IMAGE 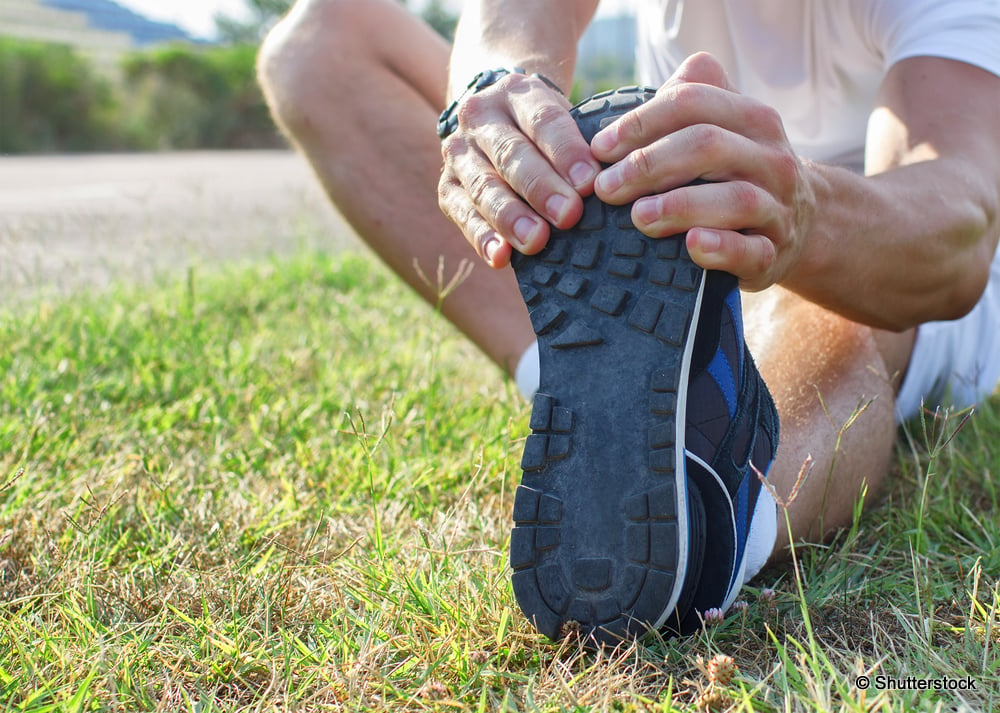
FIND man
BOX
[257,0,1000,642]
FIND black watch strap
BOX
[436,67,565,140]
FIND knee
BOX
[257,0,374,132]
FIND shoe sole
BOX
[509,87,706,645]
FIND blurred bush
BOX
[0,37,121,152]
[0,1,456,153]
[120,43,283,150]
[0,38,283,153]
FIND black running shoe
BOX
[508,87,780,645]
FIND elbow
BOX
[940,266,989,322]
[937,228,998,324]
[933,177,999,322]
[896,209,998,330]
[886,271,985,333]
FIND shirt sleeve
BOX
[863,0,1000,77]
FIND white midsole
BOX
[650,267,707,632]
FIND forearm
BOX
[448,0,598,98]
[788,119,1000,331]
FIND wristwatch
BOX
[436,67,564,139]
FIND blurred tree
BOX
[214,0,457,44]
[573,52,636,103]
[215,0,293,44]
[420,0,459,40]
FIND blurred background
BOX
[0,0,638,154]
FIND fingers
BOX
[503,86,601,196]
[579,50,812,290]
[437,175,533,269]
[631,180,780,237]
[438,72,600,267]
[686,228,779,292]
[440,131,550,254]
[632,180,785,287]
[592,85,786,169]
[591,51,785,173]
[664,51,734,91]
[595,123,782,205]
[468,118,584,228]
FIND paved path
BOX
[0,151,359,303]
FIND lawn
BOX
[1,249,997,711]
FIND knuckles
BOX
[744,101,785,141]
[518,170,548,205]
[439,133,466,163]
[491,132,525,171]
[465,170,498,206]
[770,149,804,195]
[686,123,726,161]
[455,91,493,130]
[613,104,648,145]
[527,101,570,132]
[624,146,657,182]
[728,181,762,219]
[662,81,702,113]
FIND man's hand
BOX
[591,52,817,292]
[437,72,601,268]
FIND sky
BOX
[115,0,636,40]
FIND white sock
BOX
[742,486,777,583]
[514,341,540,401]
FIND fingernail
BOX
[484,235,502,262]
[513,216,541,246]
[634,197,659,225]
[595,165,624,194]
[696,229,721,252]
[545,194,570,223]
[591,127,616,154]
[569,161,597,188]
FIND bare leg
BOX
[743,287,915,553]
[257,0,536,374]
[259,0,917,551]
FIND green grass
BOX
[1,249,998,711]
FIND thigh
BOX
[743,287,914,413]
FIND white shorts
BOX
[895,249,1000,422]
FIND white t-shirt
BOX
[636,0,1000,172]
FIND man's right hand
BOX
[437,71,601,268]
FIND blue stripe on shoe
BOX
[705,287,745,420]
[707,347,738,418]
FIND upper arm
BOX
[867,56,1000,178]
[865,57,1000,315]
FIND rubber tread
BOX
[509,87,704,645]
